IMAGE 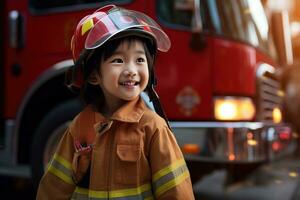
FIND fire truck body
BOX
[0,0,295,183]
[155,0,293,163]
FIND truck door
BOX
[147,0,213,120]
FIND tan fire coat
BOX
[36,97,195,200]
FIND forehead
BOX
[115,39,145,52]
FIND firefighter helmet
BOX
[67,4,171,89]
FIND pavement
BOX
[193,155,300,200]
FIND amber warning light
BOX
[181,144,201,155]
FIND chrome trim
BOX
[171,121,295,163]
[256,63,275,77]
[170,121,263,129]
[0,120,16,165]
[256,63,282,122]
[193,0,203,33]
[52,60,74,70]
[13,59,74,162]
[8,10,20,48]
[0,165,30,178]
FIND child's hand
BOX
[74,139,92,155]
[72,139,92,183]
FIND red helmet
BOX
[66,4,171,89]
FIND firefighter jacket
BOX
[36,97,195,200]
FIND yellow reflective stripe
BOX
[82,18,94,35]
[75,187,108,198]
[153,159,186,182]
[46,153,73,185]
[109,183,151,198]
[89,190,108,198]
[155,170,190,197]
[73,183,153,199]
[48,165,74,185]
[53,153,72,170]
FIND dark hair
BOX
[80,35,156,106]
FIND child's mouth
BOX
[120,81,140,86]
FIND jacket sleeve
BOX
[149,126,195,200]
[36,127,76,200]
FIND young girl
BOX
[37,5,194,200]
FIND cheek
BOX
[141,68,149,86]
[103,77,118,91]
[102,68,119,82]
[144,72,149,84]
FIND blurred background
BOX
[2,0,300,199]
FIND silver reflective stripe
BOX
[50,159,73,177]
[151,160,190,197]
[152,164,188,192]
[47,154,74,184]
[72,191,90,200]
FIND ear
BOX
[88,71,100,85]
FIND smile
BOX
[119,81,140,86]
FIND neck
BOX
[101,98,126,118]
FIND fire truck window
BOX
[157,0,275,54]
[30,0,131,10]
[158,0,199,29]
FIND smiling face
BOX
[92,39,149,108]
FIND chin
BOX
[122,95,139,101]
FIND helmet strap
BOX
[147,72,171,130]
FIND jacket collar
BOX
[69,97,147,139]
[94,96,146,123]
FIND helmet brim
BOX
[84,8,171,52]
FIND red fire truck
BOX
[0,0,295,185]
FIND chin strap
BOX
[147,82,171,130]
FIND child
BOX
[37,4,194,200]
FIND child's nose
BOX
[124,63,137,77]
[124,70,137,77]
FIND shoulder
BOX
[69,105,95,137]
[139,104,169,134]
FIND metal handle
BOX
[8,10,24,49]
[193,0,203,33]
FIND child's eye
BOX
[137,57,145,63]
[111,58,123,63]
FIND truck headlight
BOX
[214,97,255,120]
[272,107,282,123]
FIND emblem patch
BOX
[176,86,200,116]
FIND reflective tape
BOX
[47,153,74,185]
[72,183,153,200]
[152,159,186,182]
[152,159,190,197]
